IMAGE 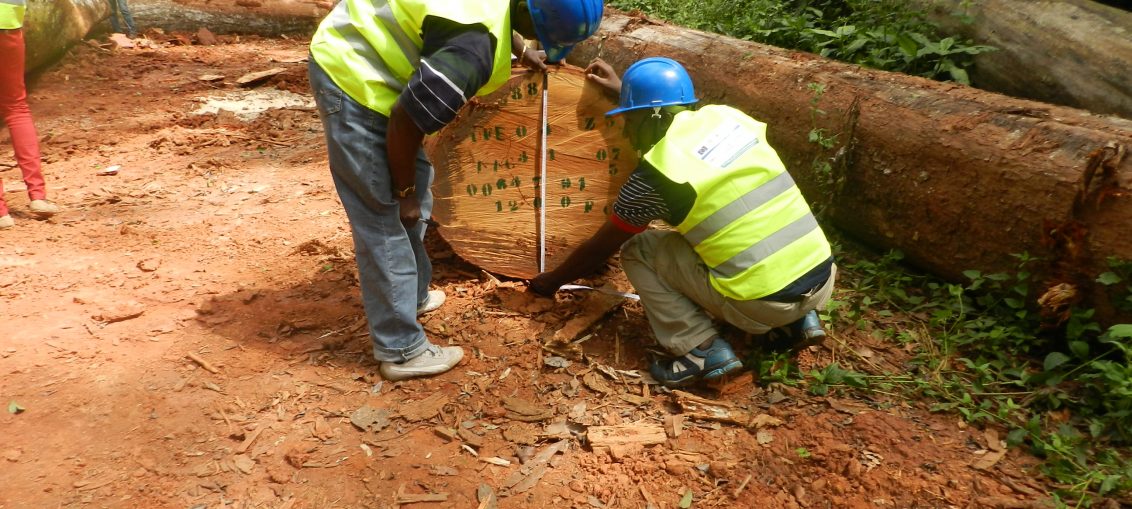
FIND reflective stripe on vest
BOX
[643,105,832,300]
[0,0,25,30]
[309,0,512,116]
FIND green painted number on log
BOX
[596,149,607,161]
[578,177,586,191]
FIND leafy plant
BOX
[606,0,994,82]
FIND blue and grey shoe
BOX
[649,338,744,388]
[789,310,826,347]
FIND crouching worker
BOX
[529,57,836,388]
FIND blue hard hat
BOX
[606,57,698,116]
[529,0,604,64]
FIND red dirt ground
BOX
[1,34,1054,508]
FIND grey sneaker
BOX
[0,215,13,229]
[29,200,60,217]
[416,289,446,316]
[379,344,464,381]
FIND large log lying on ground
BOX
[569,13,1132,322]
[910,0,1132,120]
[130,0,322,35]
[24,0,107,71]
[22,0,321,71]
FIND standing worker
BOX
[308,0,603,381]
[107,0,138,39]
[530,57,836,388]
[0,0,60,230]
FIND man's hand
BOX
[585,58,621,98]
[398,195,421,229]
[527,272,560,297]
[518,46,548,72]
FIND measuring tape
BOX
[538,71,549,273]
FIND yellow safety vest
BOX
[0,0,26,30]
[310,0,513,116]
[643,105,832,300]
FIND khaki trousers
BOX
[620,230,836,356]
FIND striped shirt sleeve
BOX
[400,16,496,134]
[611,166,672,233]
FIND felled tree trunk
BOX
[569,13,1132,322]
[21,0,323,71]
[24,0,107,71]
[909,0,1132,120]
[130,0,322,35]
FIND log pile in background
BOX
[569,12,1132,322]
[910,0,1132,120]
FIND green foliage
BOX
[606,0,994,82]
[806,247,1132,504]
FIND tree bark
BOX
[24,0,107,71]
[568,13,1132,322]
[21,0,323,71]
[909,0,1132,120]
[130,0,322,35]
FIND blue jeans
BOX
[309,60,434,363]
[108,0,136,36]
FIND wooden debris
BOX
[972,449,1007,471]
[502,423,538,445]
[457,427,484,448]
[582,371,613,394]
[502,397,554,422]
[500,440,568,496]
[619,393,652,406]
[350,406,390,432]
[608,443,644,461]
[93,301,146,324]
[587,424,666,448]
[733,475,751,499]
[477,484,499,509]
[236,67,286,87]
[186,351,220,374]
[235,424,266,454]
[394,483,449,505]
[480,456,511,467]
[109,33,135,49]
[400,393,449,422]
[672,390,783,428]
[664,414,684,438]
[551,291,624,343]
[433,426,458,443]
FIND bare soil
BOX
[0,34,1054,509]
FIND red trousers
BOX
[0,28,46,216]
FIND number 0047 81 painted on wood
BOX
[425,65,637,278]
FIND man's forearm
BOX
[387,102,425,192]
